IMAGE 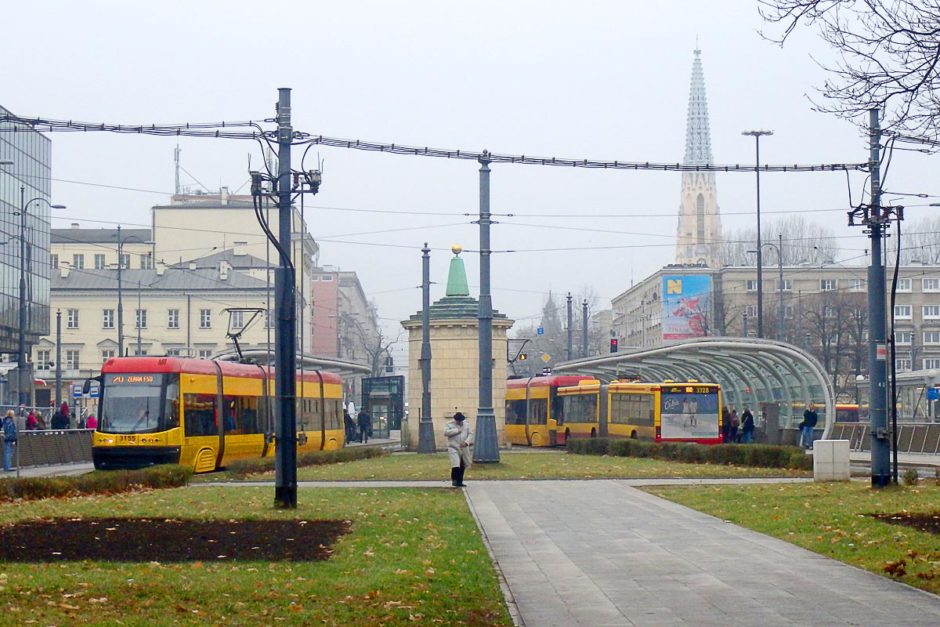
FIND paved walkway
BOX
[466,480,940,626]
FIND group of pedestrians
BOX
[721,404,755,443]
[343,409,373,444]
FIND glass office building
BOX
[0,105,52,359]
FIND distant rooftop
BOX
[52,226,151,245]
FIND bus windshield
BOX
[100,373,178,434]
[659,386,720,440]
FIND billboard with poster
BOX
[662,275,712,341]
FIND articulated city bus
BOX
[556,378,604,442]
[607,380,723,444]
[92,357,345,472]
[504,375,596,447]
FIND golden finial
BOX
[452,244,463,256]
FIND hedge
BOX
[0,464,192,503]
[567,438,811,470]
[225,446,386,478]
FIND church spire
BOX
[675,47,722,268]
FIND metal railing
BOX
[828,422,940,454]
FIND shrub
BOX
[566,437,609,456]
[570,437,810,471]
[0,464,192,503]
[902,468,920,486]
[226,446,386,478]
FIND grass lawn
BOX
[646,481,940,595]
[271,451,810,481]
[0,486,511,625]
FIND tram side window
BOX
[238,397,261,434]
[164,379,180,429]
[506,400,527,425]
[529,399,548,425]
[311,398,323,430]
[329,400,342,430]
[184,393,218,436]
[551,392,565,425]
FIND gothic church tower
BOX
[675,48,722,267]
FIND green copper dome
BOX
[409,246,506,321]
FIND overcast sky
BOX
[3,1,937,352]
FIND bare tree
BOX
[720,216,839,267]
[760,1,940,141]
[889,214,940,264]
[342,303,399,377]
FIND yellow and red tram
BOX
[92,357,344,473]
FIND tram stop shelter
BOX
[554,337,835,443]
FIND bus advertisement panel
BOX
[662,275,712,340]
[659,384,720,440]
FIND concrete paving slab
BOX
[465,479,940,626]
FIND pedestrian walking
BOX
[86,414,98,430]
[2,410,17,471]
[729,406,740,443]
[344,409,357,444]
[357,409,372,444]
[721,405,731,443]
[740,406,755,444]
[799,403,818,449]
[444,411,473,487]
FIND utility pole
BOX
[777,233,785,341]
[472,152,499,463]
[417,243,435,453]
[849,109,890,488]
[581,299,588,358]
[566,292,573,360]
[18,186,27,406]
[117,224,124,357]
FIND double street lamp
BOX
[112,225,149,357]
[747,233,785,341]
[742,129,773,339]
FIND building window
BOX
[895,331,913,345]
[72,254,84,269]
[102,309,115,329]
[820,279,836,291]
[37,350,51,370]
[133,348,148,356]
[924,306,940,320]
[849,278,866,292]
[136,309,147,329]
[896,358,912,372]
[897,278,912,292]
[166,348,181,357]
[119,253,130,269]
[140,253,153,270]
[231,310,244,329]
[102,349,115,363]
[94,254,106,269]
[777,279,792,291]
[321,274,333,282]
[824,306,837,319]
[67,309,79,329]
[895,305,912,319]
[200,309,212,329]
[66,350,80,370]
[784,305,794,319]
[168,309,180,329]
[198,349,213,359]
[924,358,940,370]
[745,280,758,292]
[924,331,940,345]
[51,254,58,269]
[923,278,940,292]
[745,305,758,318]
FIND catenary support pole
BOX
[581,299,588,358]
[274,87,298,508]
[417,243,436,453]
[867,109,890,488]
[473,153,499,463]
[566,293,573,361]
[778,233,785,341]
[55,309,62,405]
[117,224,124,357]
[17,186,27,406]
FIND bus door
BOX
[599,384,609,438]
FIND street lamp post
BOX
[16,186,65,405]
[113,226,148,357]
[742,130,773,339]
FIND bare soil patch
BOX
[0,517,350,562]
[870,511,940,535]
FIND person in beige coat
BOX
[444,412,473,487]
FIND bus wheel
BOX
[630,430,638,440]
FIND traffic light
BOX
[609,338,619,353]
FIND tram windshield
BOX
[99,373,179,434]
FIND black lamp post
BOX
[742,130,773,338]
